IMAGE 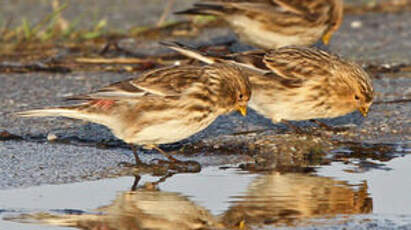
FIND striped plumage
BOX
[164,42,374,122]
[18,63,251,163]
[176,0,343,49]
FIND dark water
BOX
[1,142,410,230]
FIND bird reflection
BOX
[6,172,372,230]
[7,175,222,230]
[222,172,372,228]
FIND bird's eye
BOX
[239,94,243,99]
[354,95,360,100]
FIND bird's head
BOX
[206,64,251,116]
[333,61,374,117]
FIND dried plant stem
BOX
[157,0,176,27]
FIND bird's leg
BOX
[281,119,304,134]
[130,175,141,191]
[149,144,180,163]
[309,119,349,133]
[310,119,333,130]
[151,172,175,187]
[118,145,144,167]
[131,145,143,165]
[140,172,176,191]
[231,129,271,136]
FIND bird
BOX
[175,0,344,49]
[163,42,374,128]
[17,63,251,165]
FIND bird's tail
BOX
[16,104,111,126]
[175,3,229,16]
[160,41,216,64]
[17,107,78,118]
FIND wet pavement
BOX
[2,155,411,230]
[1,0,411,229]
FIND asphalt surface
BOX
[0,4,410,189]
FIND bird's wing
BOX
[226,50,269,70]
[262,47,335,86]
[176,1,280,16]
[66,66,202,101]
[227,0,319,21]
[162,41,270,74]
[132,66,202,97]
[270,0,314,15]
[216,0,315,16]
[222,1,281,14]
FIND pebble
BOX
[47,133,58,142]
[351,20,363,29]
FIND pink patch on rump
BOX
[90,99,115,110]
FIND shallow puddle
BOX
[1,143,410,230]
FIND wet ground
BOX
[1,0,411,229]
[2,156,411,230]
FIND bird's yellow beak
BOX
[322,32,332,45]
[358,106,369,117]
[237,105,247,117]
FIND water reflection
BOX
[222,173,372,228]
[61,190,221,230]
[5,171,372,230]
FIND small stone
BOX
[47,133,58,142]
[351,21,362,29]
[123,66,134,72]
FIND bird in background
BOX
[17,63,251,166]
[176,0,344,49]
[163,41,374,129]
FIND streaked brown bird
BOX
[176,0,344,49]
[18,63,251,165]
[164,42,374,126]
